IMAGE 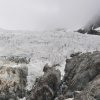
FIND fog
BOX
[0,0,100,31]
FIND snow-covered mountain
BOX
[0,28,100,90]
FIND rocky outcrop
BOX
[7,56,31,64]
[87,29,100,35]
[59,51,100,99]
[64,51,100,90]
[27,51,100,100]
[0,66,28,100]
[27,64,61,100]
[76,28,100,35]
[76,29,86,34]
[74,75,100,100]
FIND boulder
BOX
[76,27,100,36]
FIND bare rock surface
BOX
[74,75,100,100]
[64,51,100,91]
[59,51,100,99]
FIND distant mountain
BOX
[84,16,100,31]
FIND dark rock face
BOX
[76,28,100,36]
[27,65,61,100]
[64,51,100,91]
[76,29,86,34]
[0,66,28,100]
[61,51,100,99]
[74,75,100,100]
[87,29,100,35]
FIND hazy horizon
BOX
[0,0,100,31]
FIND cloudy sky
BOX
[0,0,100,31]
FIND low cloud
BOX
[0,0,100,30]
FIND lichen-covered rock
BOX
[0,66,28,99]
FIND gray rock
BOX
[74,75,100,100]
[64,51,100,91]
[58,51,100,99]
[7,56,31,64]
